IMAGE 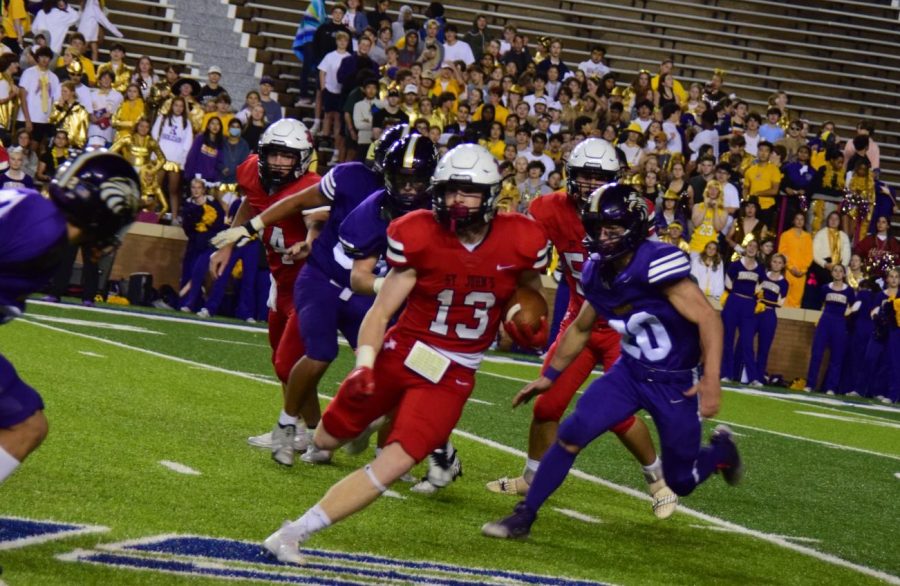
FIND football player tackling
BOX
[483,183,743,539]
[263,144,550,563]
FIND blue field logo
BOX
[0,516,108,550]
[58,534,609,585]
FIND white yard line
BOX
[795,410,900,430]
[78,351,106,358]
[18,318,900,584]
[159,461,202,476]
[28,314,163,334]
[468,398,495,406]
[552,508,602,524]
[689,525,822,543]
[198,337,269,348]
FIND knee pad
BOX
[610,415,636,436]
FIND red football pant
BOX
[322,337,473,462]
[268,289,306,383]
[534,320,629,432]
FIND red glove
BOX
[338,367,375,402]
[503,316,549,350]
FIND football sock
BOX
[522,458,541,484]
[0,447,21,484]
[278,410,298,427]
[524,443,576,513]
[642,457,664,484]
[284,504,331,540]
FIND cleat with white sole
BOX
[300,445,332,464]
[482,501,536,539]
[485,475,530,496]
[648,479,678,519]
[263,523,306,565]
[343,416,385,456]
[248,430,310,452]
[271,423,297,467]
[410,479,439,495]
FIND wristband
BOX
[543,366,562,382]
[372,277,385,294]
[356,345,376,369]
[246,216,265,233]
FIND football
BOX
[503,287,549,332]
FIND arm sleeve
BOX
[320,166,338,201]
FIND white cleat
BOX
[271,424,297,467]
[485,475,530,496]
[847,391,860,397]
[410,479,439,494]
[248,430,310,451]
[263,524,306,565]
[300,445,332,464]
[648,479,678,520]
[343,416,385,456]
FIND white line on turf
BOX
[451,429,898,585]
[552,508,601,524]
[794,410,900,430]
[159,461,202,476]
[688,525,822,543]
[468,398,495,406]
[78,351,106,358]
[21,318,900,584]
[895,472,900,480]
[383,490,406,500]
[198,337,269,348]
[28,314,163,334]
[711,419,900,462]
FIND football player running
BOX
[0,151,140,484]
[487,138,678,519]
[339,134,461,494]
[482,183,742,540]
[263,144,551,563]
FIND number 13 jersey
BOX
[581,240,700,371]
[386,210,550,368]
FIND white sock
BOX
[642,457,664,484]
[278,410,298,427]
[523,458,540,484]
[374,447,382,457]
[283,504,331,540]
[0,446,21,484]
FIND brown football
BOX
[504,287,549,332]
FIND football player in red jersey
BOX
[486,138,678,519]
[262,144,551,563]
[210,119,328,448]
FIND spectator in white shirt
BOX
[87,69,123,147]
[522,132,555,182]
[442,24,475,66]
[690,241,725,302]
[17,46,61,145]
[318,30,351,160]
[577,44,610,78]
[689,109,720,162]
[661,102,682,155]
[351,78,378,160]
[498,24,516,56]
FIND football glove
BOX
[212,224,256,249]
[503,316,549,350]
[339,367,375,402]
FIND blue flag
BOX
[293,0,327,62]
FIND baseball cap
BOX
[260,76,275,86]
[208,66,222,75]
[441,61,454,69]
[404,84,418,94]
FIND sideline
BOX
[16,318,900,585]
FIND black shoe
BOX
[711,424,743,486]
[481,501,537,539]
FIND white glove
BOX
[211,217,265,249]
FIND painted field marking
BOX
[27,314,163,334]
[159,461,202,476]
[78,351,106,358]
[0,516,108,550]
[58,534,608,586]
[19,319,900,584]
[689,524,822,544]
[468,398,495,406]
[895,472,900,480]
[794,410,900,430]
[711,419,900,462]
[383,490,406,500]
[552,508,602,524]
[199,337,269,348]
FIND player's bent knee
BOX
[665,473,698,497]
[370,442,416,485]
[313,424,341,451]
[10,411,48,460]
[532,396,565,423]
[610,415,637,436]
[557,439,581,454]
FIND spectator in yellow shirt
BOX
[473,86,508,126]
[55,34,96,85]
[201,93,234,131]
[743,141,783,229]
[2,0,29,54]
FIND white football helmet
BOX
[258,118,314,192]
[430,144,502,230]
[566,138,621,209]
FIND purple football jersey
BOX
[338,189,389,260]
[582,241,700,370]
[307,162,383,288]
[0,189,68,322]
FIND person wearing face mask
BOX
[219,118,251,189]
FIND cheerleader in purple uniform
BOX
[753,253,789,385]
[721,239,766,382]
[862,269,899,403]
[805,265,856,393]
[843,278,881,396]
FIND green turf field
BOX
[0,300,897,585]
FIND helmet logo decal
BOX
[100,178,139,216]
